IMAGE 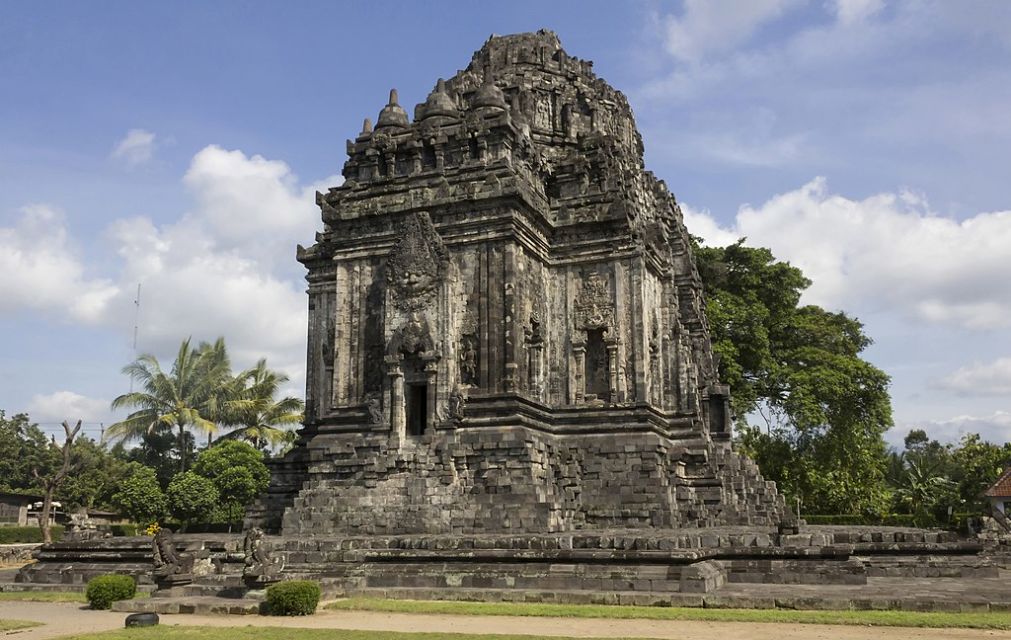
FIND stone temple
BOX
[247,30,787,536]
[19,32,1011,613]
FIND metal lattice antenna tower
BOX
[129,283,141,393]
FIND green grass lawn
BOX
[0,618,41,631]
[46,628,646,640]
[326,597,1011,630]
[0,590,86,602]
[0,590,151,603]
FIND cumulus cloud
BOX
[97,145,340,380]
[892,411,1011,447]
[683,178,1011,330]
[27,390,111,425]
[0,205,118,322]
[5,145,338,388]
[940,358,1011,396]
[111,129,157,166]
[181,146,323,261]
[662,0,800,63]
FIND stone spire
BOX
[376,88,409,130]
[416,78,459,122]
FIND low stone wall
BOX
[0,544,39,566]
[13,534,241,586]
[13,526,1005,611]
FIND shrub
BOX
[86,574,137,609]
[0,526,64,544]
[109,524,139,537]
[265,580,320,616]
[803,513,936,528]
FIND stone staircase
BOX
[113,559,265,615]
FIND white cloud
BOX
[0,205,118,322]
[111,129,157,167]
[681,203,739,247]
[892,411,1011,447]
[5,145,337,390]
[832,0,885,26]
[27,390,110,425]
[684,177,1011,330]
[96,145,340,384]
[181,146,325,260]
[940,358,1011,396]
[662,0,800,63]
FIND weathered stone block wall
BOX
[273,425,786,536]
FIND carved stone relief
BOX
[386,211,449,313]
[574,270,615,330]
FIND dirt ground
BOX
[4,601,1011,640]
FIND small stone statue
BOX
[242,527,283,585]
[152,528,193,584]
[448,387,468,423]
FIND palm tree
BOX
[106,338,233,471]
[218,359,304,450]
[894,458,957,526]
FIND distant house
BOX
[985,467,1011,515]
[0,492,42,527]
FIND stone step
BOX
[172,583,265,600]
[190,573,248,586]
[0,581,156,594]
[113,595,262,615]
[339,585,703,607]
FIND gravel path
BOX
[4,601,1011,640]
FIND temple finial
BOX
[362,117,373,134]
[389,89,399,105]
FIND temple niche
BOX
[247,30,786,536]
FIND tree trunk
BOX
[39,490,54,543]
[179,423,186,472]
[34,420,81,545]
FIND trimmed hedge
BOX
[265,580,321,616]
[803,514,931,528]
[109,524,140,537]
[85,574,137,609]
[0,526,64,544]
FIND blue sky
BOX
[2,0,1009,446]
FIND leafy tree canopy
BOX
[111,462,167,524]
[0,411,53,495]
[696,239,893,514]
[107,338,232,471]
[166,471,219,527]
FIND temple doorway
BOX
[406,382,428,436]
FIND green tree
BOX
[111,463,167,524]
[123,430,193,489]
[0,411,52,494]
[192,440,270,523]
[106,337,233,471]
[949,433,1011,511]
[697,239,893,515]
[893,457,960,526]
[219,359,304,450]
[58,437,131,510]
[166,471,219,528]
